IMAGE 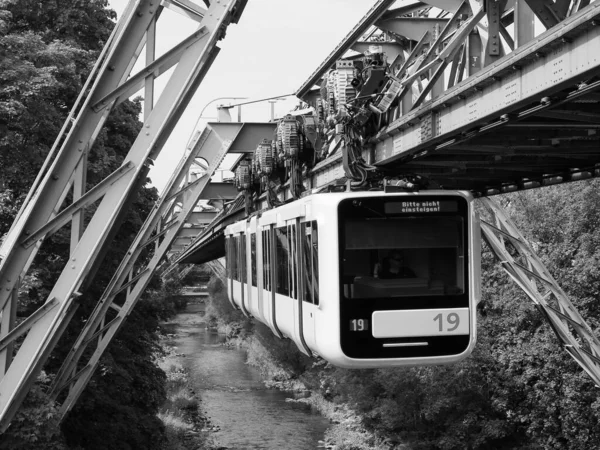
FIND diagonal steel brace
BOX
[479,197,600,387]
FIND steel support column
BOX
[50,117,237,419]
[0,0,246,431]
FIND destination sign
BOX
[384,200,459,214]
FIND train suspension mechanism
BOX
[231,44,411,214]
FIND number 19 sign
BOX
[372,308,470,338]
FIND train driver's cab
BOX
[339,196,467,306]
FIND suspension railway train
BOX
[224,190,481,368]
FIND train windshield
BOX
[339,196,467,300]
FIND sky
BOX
[107,0,379,191]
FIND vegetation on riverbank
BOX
[157,341,216,450]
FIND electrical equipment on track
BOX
[224,190,480,368]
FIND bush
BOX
[0,373,67,450]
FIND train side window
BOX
[232,236,236,282]
[300,222,313,304]
[225,237,229,278]
[289,224,297,300]
[229,236,233,280]
[231,235,238,281]
[262,229,269,291]
[267,228,272,290]
[240,234,247,284]
[251,233,257,287]
[312,221,319,305]
[275,227,289,296]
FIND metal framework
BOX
[480,198,600,386]
[0,0,247,431]
[48,115,237,419]
[297,0,600,195]
[2,0,600,434]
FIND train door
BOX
[255,224,264,322]
[239,232,250,317]
[274,224,292,338]
[225,235,232,304]
[248,217,259,318]
[299,220,318,350]
[261,220,283,338]
[288,221,299,341]
[286,220,306,354]
[230,233,243,310]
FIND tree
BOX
[1,1,171,447]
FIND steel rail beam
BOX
[372,3,600,165]
[0,0,245,432]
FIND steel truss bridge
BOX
[1,0,600,433]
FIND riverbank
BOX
[158,332,221,450]
[159,302,330,449]
[237,334,399,450]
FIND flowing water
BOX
[163,302,330,449]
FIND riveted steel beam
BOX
[372,3,600,167]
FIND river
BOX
[163,302,330,449]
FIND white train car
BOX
[224,190,480,368]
